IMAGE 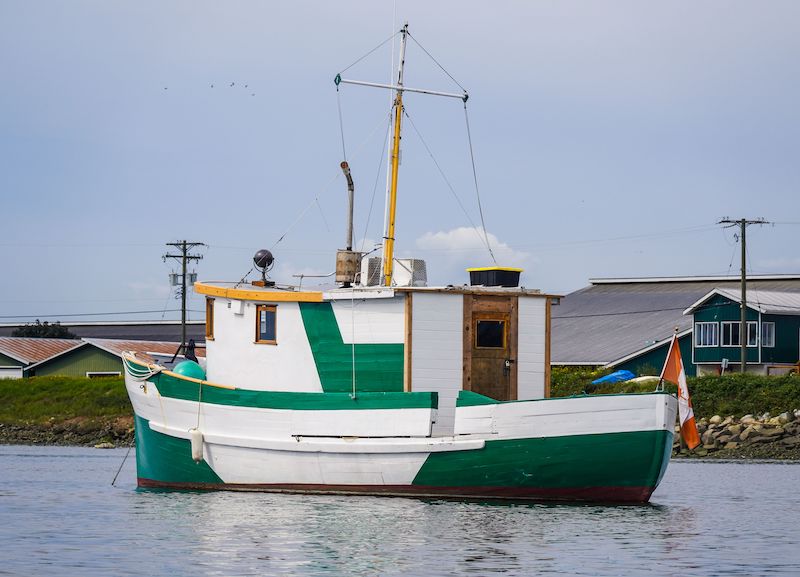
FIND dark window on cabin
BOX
[476,319,506,348]
[256,304,277,344]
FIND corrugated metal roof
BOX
[685,289,800,316]
[551,277,800,365]
[0,337,84,365]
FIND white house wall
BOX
[410,292,463,435]
[205,298,323,392]
[517,296,547,400]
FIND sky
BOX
[1,1,799,323]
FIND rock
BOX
[768,417,783,426]
[94,442,115,449]
[794,409,800,419]
[778,412,794,424]
[721,416,734,427]
[698,417,708,427]
[702,442,718,450]
[716,433,732,444]
[741,414,756,424]
[724,442,740,450]
[709,415,722,425]
[760,412,771,421]
[779,436,800,447]
[728,424,743,436]
[701,429,716,445]
[758,426,785,437]
[740,426,757,441]
[745,435,774,445]
[693,448,709,457]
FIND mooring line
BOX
[111,444,133,487]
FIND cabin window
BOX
[761,322,775,348]
[475,319,506,349]
[694,322,718,347]
[255,304,277,344]
[721,321,758,347]
[205,298,214,340]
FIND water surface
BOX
[1,445,798,576]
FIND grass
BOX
[2,371,799,426]
[0,375,131,425]
[551,366,800,418]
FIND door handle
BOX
[503,358,515,376]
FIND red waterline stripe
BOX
[138,478,655,503]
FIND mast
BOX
[381,23,408,286]
[336,23,467,287]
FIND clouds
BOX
[414,226,531,285]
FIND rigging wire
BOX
[403,107,491,254]
[337,31,400,76]
[463,103,497,264]
[336,86,348,162]
[406,33,467,93]
[360,113,393,254]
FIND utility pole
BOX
[163,240,205,355]
[718,218,768,373]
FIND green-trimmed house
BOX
[684,288,800,374]
[0,337,204,379]
[552,275,800,377]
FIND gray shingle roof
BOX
[551,276,800,365]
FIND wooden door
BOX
[463,295,518,401]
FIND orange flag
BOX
[660,334,701,450]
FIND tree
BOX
[12,320,78,339]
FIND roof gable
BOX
[0,337,84,365]
[684,289,800,316]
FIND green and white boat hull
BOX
[125,357,676,502]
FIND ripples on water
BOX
[1,446,799,577]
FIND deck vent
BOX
[467,267,523,288]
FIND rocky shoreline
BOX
[2,411,800,460]
[673,410,800,460]
[0,416,134,448]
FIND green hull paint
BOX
[135,415,223,485]
[412,430,674,491]
[129,359,436,410]
[299,302,404,393]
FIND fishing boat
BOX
[123,25,677,502]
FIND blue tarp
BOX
[591,370,636,385]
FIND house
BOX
[0,337,205,379]
[551,275,800,376]
[0,320,206,342]
[684,288,800,374]
[0,337,83,379]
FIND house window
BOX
[747,322,758,347]
[761,322,775,348]
[694,322,718,347]
[476,319,506,348]
[86,371,121,378]
[255,305,277,344]
[205,298,214,340]
[721,321,758,347]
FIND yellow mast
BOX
[382,24,408,287]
